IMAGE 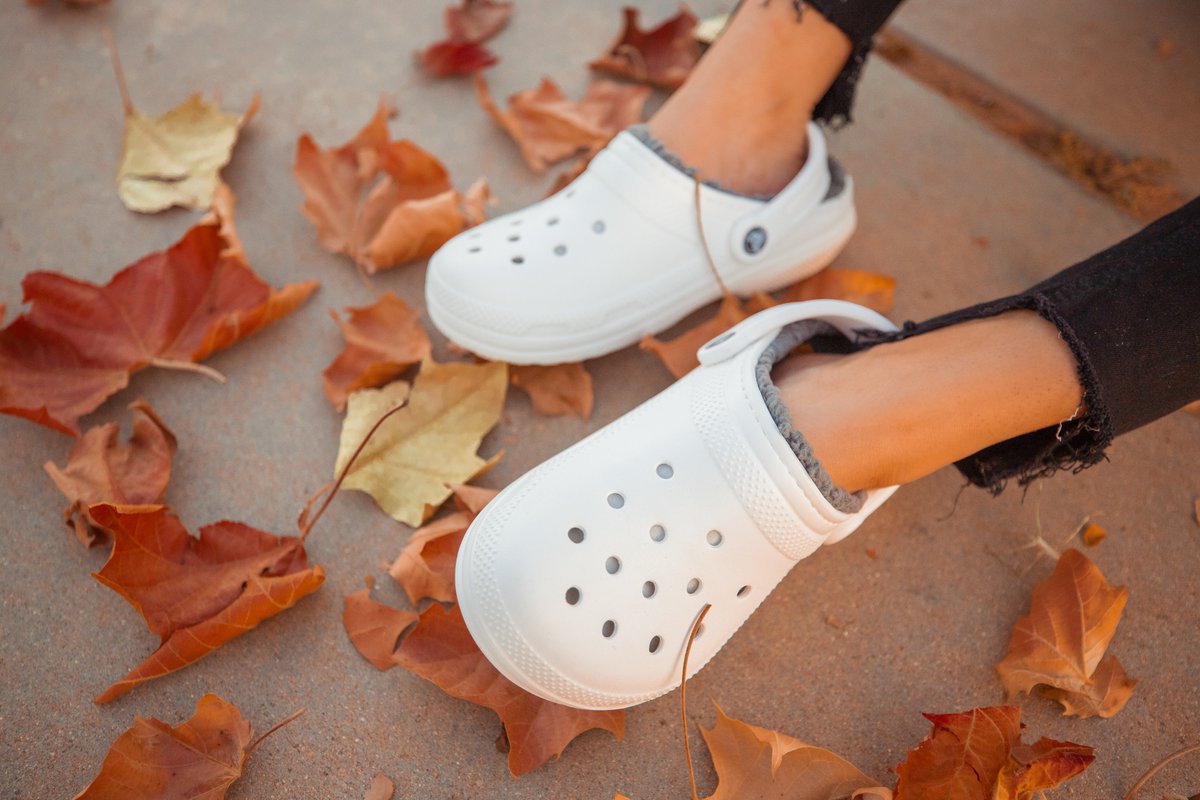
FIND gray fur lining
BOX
[755,320,865,514]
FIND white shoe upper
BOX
[456,300,899,710]
[426,123,857,364]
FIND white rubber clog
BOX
[456,300,899,710]
[426,123,856,364]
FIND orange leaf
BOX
[995,738,1095,800]
[388,483,498,605]
[44,400,176,547]
[0,205,317,436]
[699,703,885,800]
[416,0,514,77]
[894,706,1021,800]
[363,772,395,800]
[996,548,1136,718]
[510,362,594,420]
[294,101,487,271]
[73,694,253,799]
[778,267,897,315]
[343,577,418,671]
[88,504,325,703]
[322,292,432,411]
[475,74,649,172]
[394,603,624,776]
[1080,521,1107,546]
[641,293,749,379]
[589,6,701,90]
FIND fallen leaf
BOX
[699,703,886,800]
[88,504,325,703]
[475,74,649,172]
[778,267,897,314]
[1080,521,1107,547]
[418,39,499,77]
[394,603,624,776]
[322,292,432,411]
[641,293,749,379]
[994,738,1095,800]
[364,773,395,800]
[589,6,701,90]
[446,0,513,42]
[996,548,1136,718]
[510,363,594,419]
[44,400,176,547]
[0,204,318,436]
[343,577,418,671]
[335,359,506,526]
[388,484,498,605]
[894,706,1021,800]
[294,100,490,271]
[74,694,253,799]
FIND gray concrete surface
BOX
[1,1,1197,798]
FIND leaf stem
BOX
[245,707,306,757]
[297,399,408,539]
[101,26,134,116]
[149,357,228,384]
[1125,742,1200,800]
[681,603,713,800]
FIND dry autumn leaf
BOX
[395,603,625,776]
[589,6,701,90]
[335,359,506,526]
[641,292,771,379]
[417,0,514,77]
[322,292,432,411]
[44,399,176,547]
[699,703,887,800]
[88,504,325,703]
[343,576,418,671]
[389,483,499,605]
[994,738,1095,800]
[74,694,252,799]
[475,74,649,172]
[364,773,395,800]
[894,706,1021,800]
[0,205,318,436]
[510,362,594,420]
[1080,520,1107,546]
[778,267,897,314]
[294,101,491,272]
[996,548,1137,718]
[107,38,258,213]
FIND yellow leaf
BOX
[701,703,884,800]
[336,359,506,526]
[118,93,259,213]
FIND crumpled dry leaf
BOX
[894,706,1022,800]
[294,101,491,271]
[589,6,701,89]
[322,292,432,411]
[388,483,498,605]
[88,504,325,703]
[335,359,506,526]
[343,576,418,671]
[117,90,259,213]
[994,738,1095,800]
[510,363,594,420]
[363,773,395,800]
[475,74,649,172]
[1079,520,1107,546]
[74,694,252,799]
[395,603,624,776]
[0,200,318,436]
[642,267,896,378]
[417,0,514,77]
[699,703,886,800]
[44,400,176,547]
[996,548,1136,718]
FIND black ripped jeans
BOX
[767,0,1200,489]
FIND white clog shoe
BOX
[426,123,856,364]
[456,300,899,710]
